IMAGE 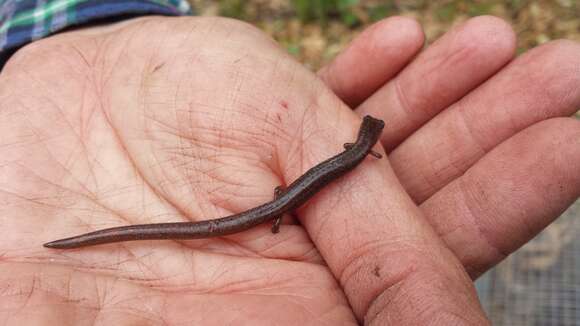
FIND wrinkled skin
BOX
[0,16,579,325]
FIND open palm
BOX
[0,16,579,325]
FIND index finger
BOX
[279,93,489,324]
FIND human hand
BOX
[0,15,578,325]
[319,15,580,280]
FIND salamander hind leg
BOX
[271,186,284,234]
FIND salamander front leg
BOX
[343,143,382,159]
[271,186,284,233]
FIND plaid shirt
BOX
[0,0,192,69]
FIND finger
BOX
[280,106,488,323]
[318,17,424,108]
[421,118,580,278]
[356,16,516,150]
[391,40,580,203]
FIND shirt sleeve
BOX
[0,0,193,70]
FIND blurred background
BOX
[187,1,579,325]
[188,0,579,69]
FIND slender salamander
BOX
[44,115,385,249]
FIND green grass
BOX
[218,0,246,19]
[293,0,360,26]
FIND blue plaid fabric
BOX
[0,0,193,69]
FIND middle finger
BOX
[356,16,516,151]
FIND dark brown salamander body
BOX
[44,116,384,249]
